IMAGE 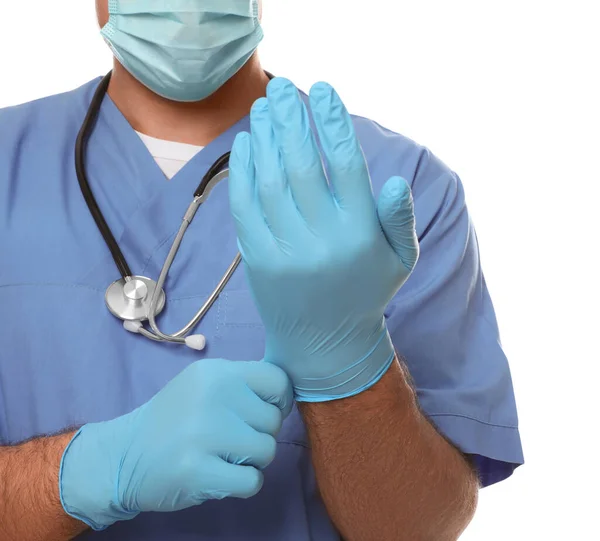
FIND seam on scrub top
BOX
[140,227,180,277]
[156,288,254,302]
[0,282,104,293]
[166,295,221,302]
[427,412,518,430]
[166,292,238,302]
[215,293,221,339]
[277,440,310,449]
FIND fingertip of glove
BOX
[251,97,269,117]
[309,81,335,110]
[383,176,410,198]
[381,176,414,214]
[267,77,296,98]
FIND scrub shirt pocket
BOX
[222,289,309,448]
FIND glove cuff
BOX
[293,325,396,403]
[60,423,139,531]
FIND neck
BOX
[107,54,269,147]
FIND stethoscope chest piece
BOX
[105,276,166,322]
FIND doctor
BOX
[0,1,523,540]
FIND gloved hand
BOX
[59,359,293,530]
[228,78,419,402]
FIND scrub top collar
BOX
[96,76,251,198]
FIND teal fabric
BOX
[101,0,263,102]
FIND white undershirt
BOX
[135,131,204,180]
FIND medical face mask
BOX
[100,0,264,102]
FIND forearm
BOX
[0,432,88,541]
[301,358,479,541]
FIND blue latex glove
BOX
[59,359,292,530]
[229,78,419,402]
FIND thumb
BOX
[377,176,419,271]
[236,361,294,419]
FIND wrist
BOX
[59,418,139,531]
[272,322,396,403]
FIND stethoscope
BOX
[75,71,248,351]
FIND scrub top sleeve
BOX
[386,160,524,487]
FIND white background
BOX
[1,1,598,539]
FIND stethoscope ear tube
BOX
[75,72,133,280]
[194,151,231,198]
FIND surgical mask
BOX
[100,0,264,102]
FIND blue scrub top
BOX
[0,78,523,540]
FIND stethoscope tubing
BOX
[75,72,133,279]
[75,71,240,347]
